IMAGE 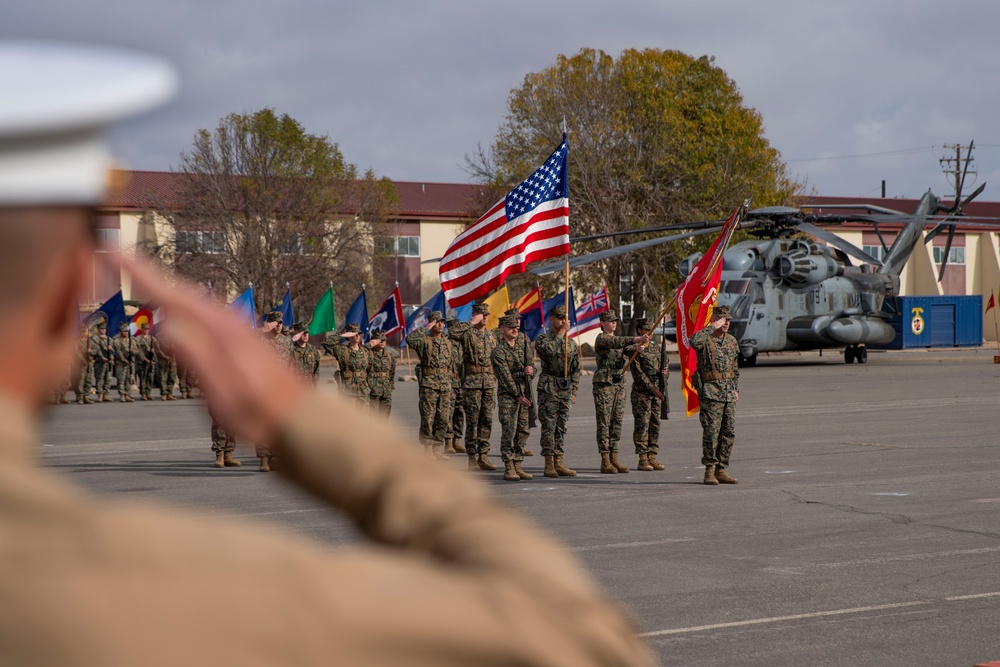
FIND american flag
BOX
[569,286,609,338]
[439,136,570,307]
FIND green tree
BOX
[157,108,397,317]
[467,48,801,318]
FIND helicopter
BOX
[530,183,997,366]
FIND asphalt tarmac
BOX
[41,347,1000,666]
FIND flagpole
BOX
[992,289,999,362]
[563,260,570,377]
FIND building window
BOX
[94,228,120,251]
[376,235,420,257]
[862,245,889,262]
[176,230,225,254]
[619,273,634,322]
[932,246,965,265]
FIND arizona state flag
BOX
[676,201,748,416]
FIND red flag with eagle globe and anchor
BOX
[676,201,748,416]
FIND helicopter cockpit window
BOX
[722,280,766,305]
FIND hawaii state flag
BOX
[439,135,570,307]
[569,286,608,338]
[676,201,747,416]
[367,286,405,340]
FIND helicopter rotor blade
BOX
[937,226,957,281]
[795,222,884,266]
[529,225,732,276]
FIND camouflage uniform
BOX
[445,320,465,450]
[258,318,297,462]
[292,322,322,387]
[134,330,156,399]
[152,335,178,399]
[177,362,197,399]
[323,335,372,406]
[689,321,740,470]
[405,318,454,446]
[593,318,634,456]
[75,329,94,402]
[90,328,113,400]
[491,326,532,464]
[210,413,236,454]
[451,307,496,459]
[367,332,396,417]
[627,342,665,456]
[109,326,134,401]
[534,329,580,457]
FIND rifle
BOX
[659,321,670,420]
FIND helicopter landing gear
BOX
[738,351,758,368]
[844,345,868,364]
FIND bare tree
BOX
[153,108,397,318]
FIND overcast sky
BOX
[7,0,1000,202]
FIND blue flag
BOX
[542,287,577,333]
[93,290,127,334]
[452,303,473,322]
[367,287,404,342]
[400,290,447,348]
[227,286,257,328]
[342,289,369,337]
[521,308,544,341]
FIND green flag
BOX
[307,287,336,336]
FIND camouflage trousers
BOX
[699,398,735,468]
[76,360,94,398]
[211,416,236,453]
[497,393,529,463]
[538,390,572,457]
[340,381,371,407]
[463,385,495,457]
[593,382,626,453]
[135,361,154,397]
[418,386,451,446]
[446,386,464,444]
[631,390,661,455]
[93,360,112,396]
[159,360,177,397]
[114,363,132,398]
[370,394,392,417]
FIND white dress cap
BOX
[0,40,177,205]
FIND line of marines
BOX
[60,302,740,484]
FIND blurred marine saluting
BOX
[0,41,652,666]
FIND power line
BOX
[785,146,936,163]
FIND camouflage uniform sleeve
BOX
[404,329,427,357]
[688,325,713,353]
[569,340,581,395]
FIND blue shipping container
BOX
[877,296,983,349]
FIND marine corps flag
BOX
[676,200,748,416]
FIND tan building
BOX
[91,173,1000,340]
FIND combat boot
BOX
[223,452,242,468]
[467,455,479,471]
[554,456,577,477]
[610,451,629,473]
[522,447,535,456]
[704,465,719,485]
[451,438,466,454]
[82,396,95,404]
[503,460,520,481]
[123,395,134,402]
[514,460,533,480]
[101,394,112,403]
[715,466,738,484]
[76,395,85,404]
[476,453,497,471]
[214,452,225,468]
[543,455,558,478]
[637,453,655,471]
[161,394,168,401]
[647,453,666,471]
[444,438,456,454]
[258,456,271,472]
[166,394,177,401]
[431,444,450,461]
[600,452,618,474]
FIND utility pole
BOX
[939,141,977,202]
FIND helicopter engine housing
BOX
[775,249,844,286]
